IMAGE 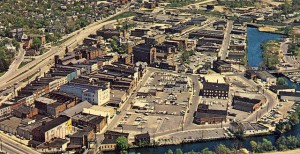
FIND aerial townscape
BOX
[0,0,300,154]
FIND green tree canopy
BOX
[116,136,129,152]
[166,149,173,154]
[32,37,42,50]
[215,144,232,154]
[175,149,183,154]
[201,148,214,154]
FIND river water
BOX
[246,27,284,67]
[105,27,299,154]
[117,123,300,154]
[247,27,300,91]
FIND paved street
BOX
[220,20,233,60]
[226,73,278,122]
[0,5,133,91]
[96,67,154,145]
[184,75,201,128]
[0,3,134,153]
[0,133,39,154]
[0,44,25,80]
[281,41,299,68]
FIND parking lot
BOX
[113,71,192,139]
[259,101,296,128]
[156,128,229,145]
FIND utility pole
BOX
[181,119,184,131]
[221,120,223,128]
[256,111,258,122]
[153,130,155,146]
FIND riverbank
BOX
[247,23,286,35]
[247,27,284,67]
[263,149,300,154]
[259,26,286,35]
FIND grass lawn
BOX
[18,61,30,69]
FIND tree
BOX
[277,77,286,85]
[116,136,128,152]
[261,138,274,152]
[215,144,231,154]
[250,141,258,153]
[175,149,183,154]
[11,39,19,50]
[290,113,299,125]
[186,150,198,154]
[276,136,288,151]
[166,149,173,154]
[201,148,213,154]
[276,122,285,132]
[32,37,42,51]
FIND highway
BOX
[0,5,133,91]
[0,3,135,153]
[0,133,39,154]
[0,44,25,81]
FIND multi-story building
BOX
[193,104,227,125]
[0,104,11,117]
[32,115,72,142]
[12,105,38,118]
[100,130,129,151]
[232,96,265,112]
[60,83,110,105]
[256,71,277,86]
[144,35,165,45]
[213,60,232,73]
[132,43,156,64]
[200,82,229,99]
[72,114,107,132]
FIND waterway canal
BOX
[105,27,300,154]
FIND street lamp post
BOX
[0,138,2,152]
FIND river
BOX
[247,27,300,91]
[246,27,284,67]
[105,27,299,154]
[108,123,300,154]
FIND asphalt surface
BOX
[0,3,134,153]
[0,6,132,91]
[281,41,299,68]
[220,20,233,60]
[0,44,25,80]
[0,133,39,154]
[226,73,278,122]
